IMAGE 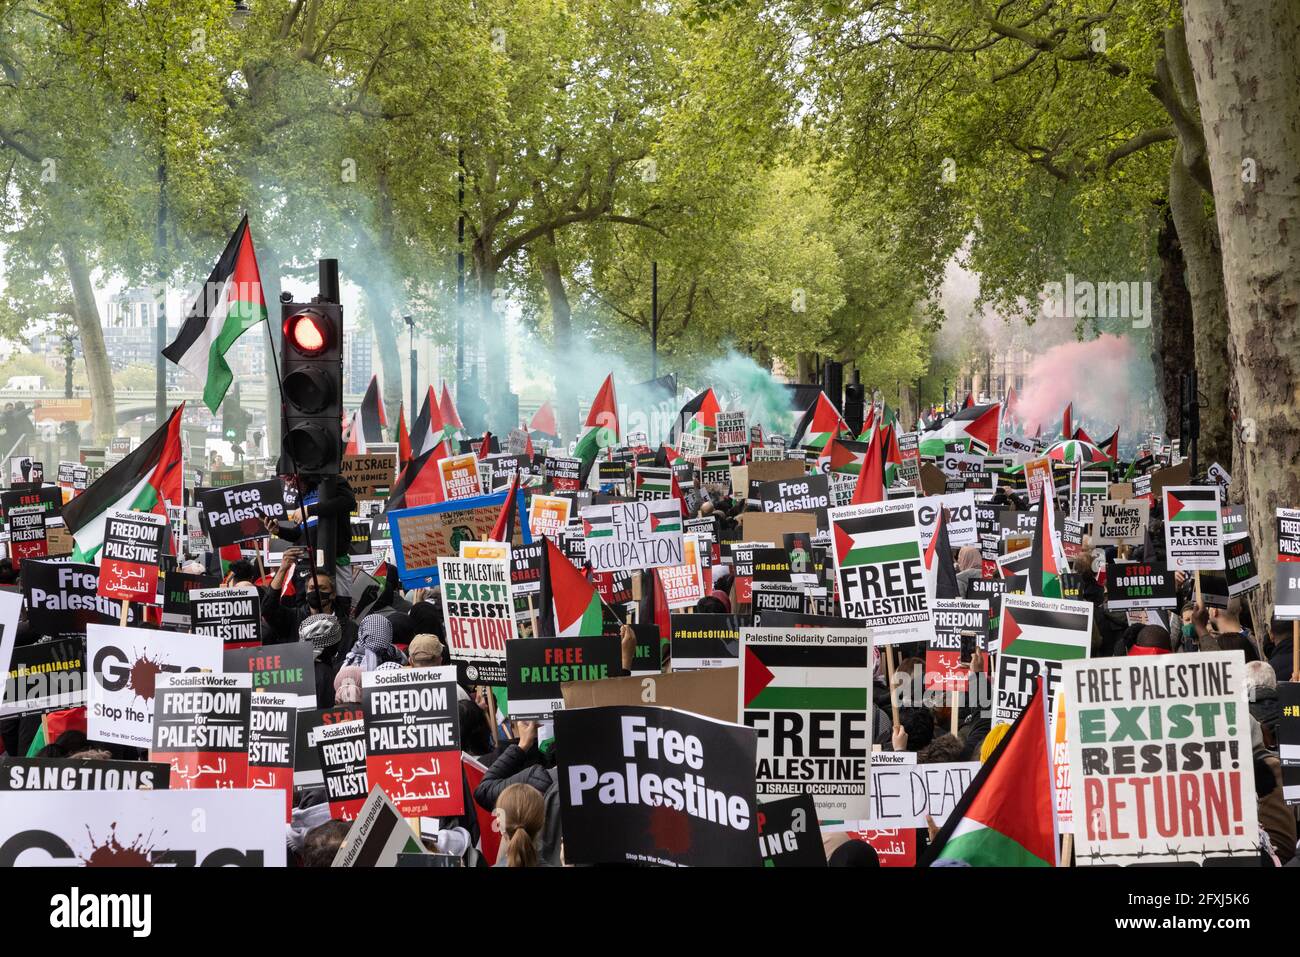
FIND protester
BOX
[473,720,562,866]
[492,783,549,867]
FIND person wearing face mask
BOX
[262,546,358,655]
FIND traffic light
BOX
[280,296,343,475]
[222,382,248,444]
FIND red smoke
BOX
[1009,334,1144,437]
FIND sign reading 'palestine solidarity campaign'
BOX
[436,557,514,685]
[740,627,875,820]
[994,594,1092,727]
[362,666,463,818]
[830,499,936,646]
[1062,651,1258,865]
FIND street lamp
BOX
[405,314,416,419]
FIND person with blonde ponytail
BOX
[493,783,548,867]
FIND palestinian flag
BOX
[672,388,720,442]
[924,677,1056,867]
[529,400,558,438]
[343,409,366,455]
[1165,486,1219,524]
[439,383,464,435]
[384,446,444,512]
[850,427,885,505]
[636,467,673,498]
[832,505,920,570]
[538,538,603,637]
[1000,597,1091,662]
[396,404,412,467]
[825,436,868,475]
[218,543,244,577]
[742,639,873,711]
[410,386,437,456]
[64,405,184,562]
[360,375,387,443]
[26,706,88,757]
[1026,499,1065,599]
[918,403,1000,457]
[574,373,620,483]
[637,567,672,642]
[490,472,521,542]
[791,392,849,451]
[880,424,903,487]
[1072,426,1094,446]
[477,432,493,460]
[962,392,974,410]
[856,405,876,443]
[1062,403,1073,442]
[1096,427,1120,461]
[925,506,961,600]
[162,215,267,413]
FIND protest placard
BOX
[581,499,684,573]
[740,626,874,819]
[915,491,977,548]
[926,598,987,692]
[0,756,169,791]
[437,556,513,685]
[866,761,978,827]
[829,499,936,646]
[1073,470,1110,522]
[555,704,761,866]
[1052,690,1073,833]
[1,635,84,716]
[8,505,46,563]
[362,665,463,817]
[544,455,582,491]
[196,480,286,548]
[994,594,1092,726]
[758,473,830,526]
[190,586,261,649]
[1224,536,1260,597]
[528,493,571,540]
[716,411,748,450]
[1062,651,1258,865]
[562,667,739,723]
[248,691,297,821]
[22,560,144,636]
[1163,486,1225,571]
[670,613,744,671]
[506,635,621,718]
[97,510,167,604]
[751,581,806,620]
[86,624,223,748]
[224,643,317,708]
[331,786,429,867]
[150,672,252,790]
[341,452,398,497]
[634,465,674,502]
[700,451,732,485]
[757,793,827,867]
[316,717,369,820]
[388,489,529,587]
[1104,562,1176,610]
[0,789,284,867]
[658,533,706,608]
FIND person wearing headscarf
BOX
[343,614,407,671]
[955,545,983,597]
[299,613,344,708]
[333,665,363,704]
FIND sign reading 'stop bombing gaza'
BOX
[1162,486,1224,571]
[580,500,684,573]
[829,499,936,646]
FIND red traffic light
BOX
[285,310,331,356]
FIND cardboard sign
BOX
[506,635,622,719]
[0,789,284,867]
[994,594,1092,726]
[223,643,317,709]
[715,411,748,450]
[331,786,429,867]
[196,480,286,548]
[248,691,298,821]
[659,533,706,608]
[528,494,571,540]
[741,627,874,820]
[756,793,827,867]
[150,672,252,790]
[22,560,144,637]
[738,510,816,545]
[1104,562,1176,610]
[581,499,684,573]
[190,587,261,649]
[0,756,169,791]
[1091,499,1148,546]
[670,613,745,672]
[436,557,514,685]
[295,704,364,788]
[7,504,46,564]
[362,665,463,817]
[1062,651,1259,865]
[2,635,84,716]
[867,761,979,827]
[915,491,977,548]
[829,499,936,646]
[554,705,761,866]
[437,452,483,501]
[97,510,167,603]
[85,624,223,748]
[388,489,530,588]
[1163,486,1224,571]
[544,455,582,492]
[561,666,739,723]
[342,452,398,497]
[926,599,987,692]
[316,718,369,820]
[759,474,830,526]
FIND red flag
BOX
[477,432,493,460]
[1062,403,1072,441]
[490,472,520,542]
[962,392,974,410]
[851,427,885,504]
[396,405,412,467]
[440,383,464,432]
[529,401,558,437]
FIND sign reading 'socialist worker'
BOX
[361,666,463,818]
[555,705,761,867]
[740,627,874,821]
[150,672,252,791]
[190,587,262,649]
[97,509,167,604]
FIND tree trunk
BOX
[533,232,579,441]
[59,239,116,444]
[1167,149,1233,469]
[1154,203,1195,441]
[1182,0,1300,620]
